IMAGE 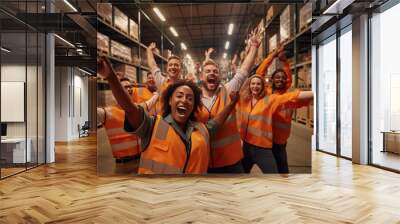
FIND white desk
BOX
[1,138,31,163]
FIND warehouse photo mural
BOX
[96,2,313,175]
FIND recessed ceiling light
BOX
[225,41,230,50]
[223,53,227,59]
[181,42,187,50]
[169,27,179,37]
[153,8,166,22]
[228,23,234,35]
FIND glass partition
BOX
[317,35,337,155]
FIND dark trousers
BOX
[241,141,277,174]
[208,160,244,174]
[272,143,289,174]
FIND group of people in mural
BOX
[97,28,314,174]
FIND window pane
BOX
[339,27,352,158]
[317,36,337,154]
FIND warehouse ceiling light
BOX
[223,53,227,59]
[228,23,234,35]
[181,42,187,50]
[153,8,166,22]
[54,34,75,48]
[63,0,78,12]
[1,47,11,53]
[169,27,179,37]
[225,41,230,50]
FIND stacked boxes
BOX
[297,66,311,89]
[129,19,139,40]
[115,64,137,83]
[280,5,294,43]
[97,32,109,54]
[111,40,131,62]
[269,34,279,53]
[114,7,129,34]
[97,3,112,24]
[299,1,312,31]
[266,5,276,24]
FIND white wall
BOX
[54,66,89,141]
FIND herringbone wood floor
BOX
[1,135,400,223]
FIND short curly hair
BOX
[161,80,202,121]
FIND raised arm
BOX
[204,48,214,64]
[147,42,159,71]
[225,29,262,93]
[97,56,142,130]
[239,29,261,73]
[278,50,293,88]
[208,91,239,135]
[146,42,165,89]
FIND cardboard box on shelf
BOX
[269,34,279,53]
[280,5,295,43]
[129,19,139,40]
[266,5,276,24]
[299,1,312,31]
[115,64,137,83]
[97,3,112,24]
[111,40,131,62]
[297,66,311,89]
[97,32,109,54]
[113,7,129,34]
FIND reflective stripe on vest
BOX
[211,132,241,149]
[111,140,139,151]
[155,119,169,140]
[195,123,210,145]
[139,158,182,174]
[105,127,126,136]
[273,121,291,129]
[241,124,273,139]
[138,87,143,96]
[239,111,272,125]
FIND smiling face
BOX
[250,77,263,97]
[167,58,181,80]
[120,80,133,96]
[201,63,220,92]
[169,85,195,126]
[272,71,288,90]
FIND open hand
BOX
[205,48,214,59]
[147,42,159,54]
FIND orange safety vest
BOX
[104,106,140,158]
[196,86,243,168]
[132,87,156,115]
[155,79,174,115]
[272,89,311,144]
[237,91,300,149]
[138,116,210,174]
